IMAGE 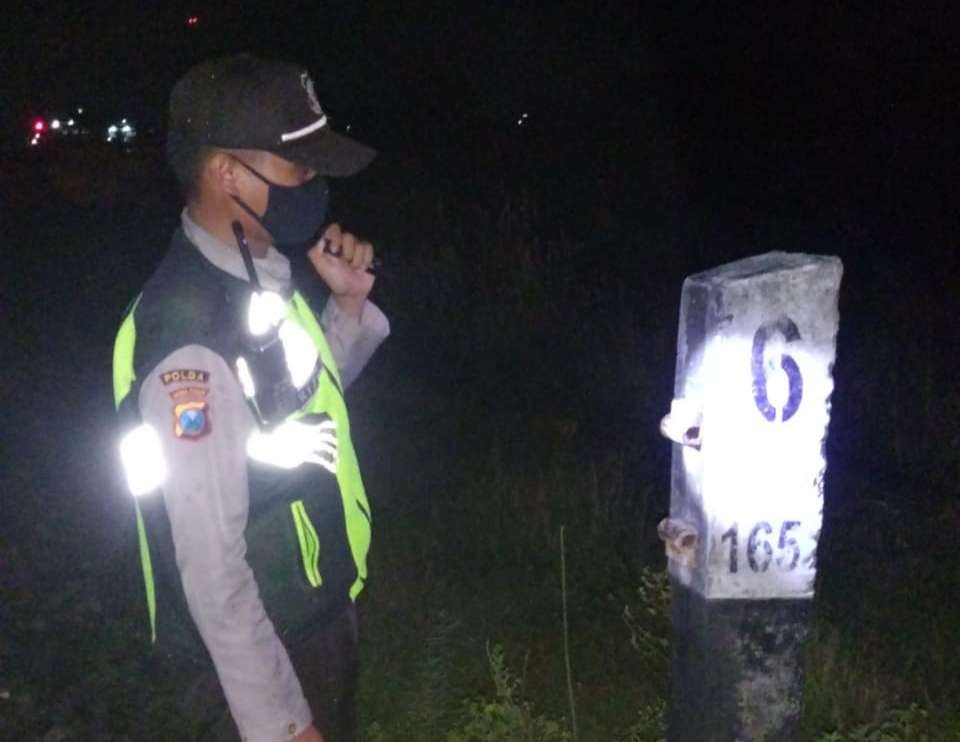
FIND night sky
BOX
[5,4,954,145]
[4,4,956,261]
[4,2,655,135]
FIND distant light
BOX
[33,119,45,133]
[77,107,84,114]
[106,119,136,143]
[186,15,199,26]
[51,119,61,130]
[67,118,75,126]
[30,136,39,146]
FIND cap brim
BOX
[274,128,376,177]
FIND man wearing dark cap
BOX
[112,54,388,741]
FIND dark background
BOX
[1,3,958,740]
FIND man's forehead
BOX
[222,148,311,172]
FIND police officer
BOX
[112,54,388,741]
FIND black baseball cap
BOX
[168,53,375,176]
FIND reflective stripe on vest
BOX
[112,296,158,643]
[288,292,372,600]
[290,499,322,588]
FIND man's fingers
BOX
[322,222,342,247]
[306,242,330,268]
[328,233,374,272]
[354,241,373,271]
[306,449,338,474]
[313,229,372,269]
[339,237,372,271]
[311,432,338,449]
[315,420,337,434]
[308,225,375,294]
[340,232,357,263]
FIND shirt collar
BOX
[181,208,292,293]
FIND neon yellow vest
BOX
[113,290,372,644]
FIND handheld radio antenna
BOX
[231,221,262,290]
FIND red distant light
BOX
[186,15,199,26]
[33,120,45,132]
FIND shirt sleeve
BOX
[138,345,312,742]
[320,297,390,390]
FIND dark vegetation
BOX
[2,6,958,738]
[1,106,957,741]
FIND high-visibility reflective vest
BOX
[111,229,371,656]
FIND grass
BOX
[342,166,960,740]
[1,141,958,740]
[349,370,958,741]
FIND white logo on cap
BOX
[280,73,329,142]
[301,72,324,116]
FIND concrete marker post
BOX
[658,252,843,741]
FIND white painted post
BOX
[659,252,842,741]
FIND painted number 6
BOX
[751,316,804,422]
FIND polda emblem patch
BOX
[161,369,209,385]
[174,400,211,440]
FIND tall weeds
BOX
[335,157,960,737]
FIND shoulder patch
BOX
[160,368,210,386]
[170,386,209,401]
[161,369,209,385]
[174,400,211,440]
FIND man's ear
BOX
[205,151,243,197]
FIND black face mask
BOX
[231,158,330,246]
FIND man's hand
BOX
[307,223,375,319]
[291,723,324,742]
